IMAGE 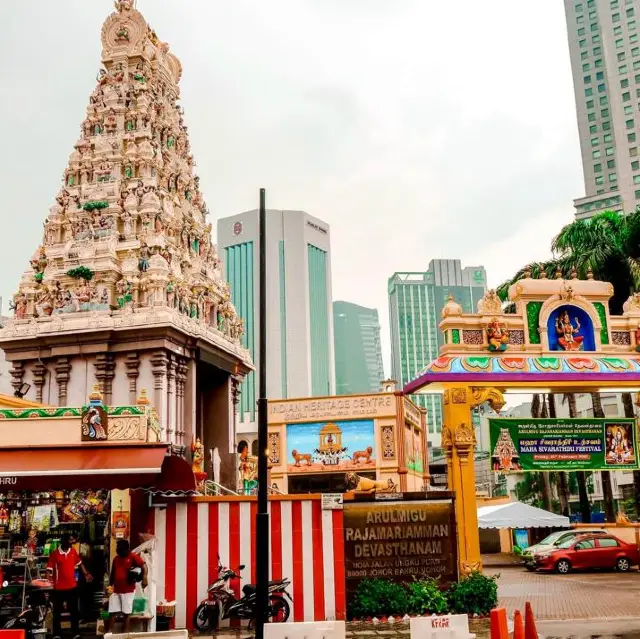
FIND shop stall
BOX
[0,387,196,634]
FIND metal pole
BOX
[255,188,270,639]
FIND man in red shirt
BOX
[106,539,147,633]
[47,534,92,639]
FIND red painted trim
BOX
[332,509,346,621]
[270,501,282,582]
[165,504,177,629]
[228,502,241,600]
[185,502,198,630]
[291,501,304,622]
[311,500,325,621]
[208,503,219,585]
[250,501,257,584]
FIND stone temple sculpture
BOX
[10,0,243,344]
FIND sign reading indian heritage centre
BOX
[490,418,639,472]
[343,499,457,600]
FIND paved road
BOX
[489,564,640,621]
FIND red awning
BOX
[0,443,196,492]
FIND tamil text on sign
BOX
[489,418,639,472]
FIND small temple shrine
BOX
[0,0,252,488]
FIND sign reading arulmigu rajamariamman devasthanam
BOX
[489,418,639,472]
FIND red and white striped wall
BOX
[151,497,346,629]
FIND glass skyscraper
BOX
[333,301,385,395]
[388,260,487,448]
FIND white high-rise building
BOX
[217,210,335,441]
[564,0,640,218]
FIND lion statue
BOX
[344,472,396,494]
[352,446,374,464]
[291,450,312,467]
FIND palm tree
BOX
[564,393,592,523]
[591,393,616,521]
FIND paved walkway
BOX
[488,565,640,620]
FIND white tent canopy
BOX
[477,502,571,529]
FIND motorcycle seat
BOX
[242,581,281,596]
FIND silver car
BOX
[522,529,607,570]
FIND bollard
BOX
[524,602,538,639]
[513,610,525,639]
[490,608,509,639]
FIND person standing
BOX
[47,534,92,639]
[106,539,147,634]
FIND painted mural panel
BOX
[286,419,376,473]
[405,427,424,473]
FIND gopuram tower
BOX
[0,0,252,486]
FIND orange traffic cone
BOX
[490,607,509,639]
[514,610,525,639]
[524,601,538,639]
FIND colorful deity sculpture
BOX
[486,317,509,352]
[556,310,584,351]
[238,441,258,495]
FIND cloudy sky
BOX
[1,0,581,371]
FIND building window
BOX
[591,21,599,31]
[598,83,606,92]
[604,133,613,142]
[630,20,637,30]
[591,137,600,146]
[593,33,601,43]
[606,147,615,155]
[586,87,594,96]
[620,63,629,73]
[611,0,619,7]
[587,99,595,108]
[602,107,609,116]
[588,111,596,122]
[590,124,598,134]
[608,159,616,168]
[616,38,625,47]
[594,163,603,172]
[578,26,587,35]
[632,34,640,44]
[594,46,602,55]
[609,173,618,182]
[593,149,602,158]
[596,71,604,80]
[576,2,583,11]
[596,175,605,185]
[627,118,635,128]
[631,147,639,156]
[614,26,623,35]
[634,174,640,183]
[622,79,630,88]
[583,62,590,72]
[633,47,640,56]
[595,57,603,67]
[628,7,635,17]
[629,132,637,142]
[625,105,634,114]
[624,91,632,101]
[635,189,640,198]
[584,74,592,84]
[614,12,622,22]
[603,120,611,130]
[632,160,639,170]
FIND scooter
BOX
[192,559,293,631]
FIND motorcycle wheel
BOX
[268,595,290,623]
[193,603,219,631]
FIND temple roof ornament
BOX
[476,289,502,315]
[4,2,249,365]
[442,295,462,318]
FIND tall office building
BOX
[333,301,385,395]
[217,210,335,438]
[564,0,640,218]
[388,260,487,447]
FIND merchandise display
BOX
[0,490,110,628]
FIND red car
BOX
[534,534,640,574]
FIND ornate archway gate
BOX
[404,273,640,575]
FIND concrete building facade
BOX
[388,259,486,447]
[564,0,640,218]
[333,301,384,395]
[217,210,335,440]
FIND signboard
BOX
[489,418,639,472]
[286,419,376,474]
[269,395,395,424]
[343,499,457,601]
[112,511,130,539]
[322,493,343,510]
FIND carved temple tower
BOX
[0,0,252,487]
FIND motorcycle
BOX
[193,560,292,631]
[2,582,50,639]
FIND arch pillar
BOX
[442,385,505,576]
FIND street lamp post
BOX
[255,188,270,639]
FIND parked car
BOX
[533,534,640,573]
[522,529,607,570]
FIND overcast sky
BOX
[0,0,581,372]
